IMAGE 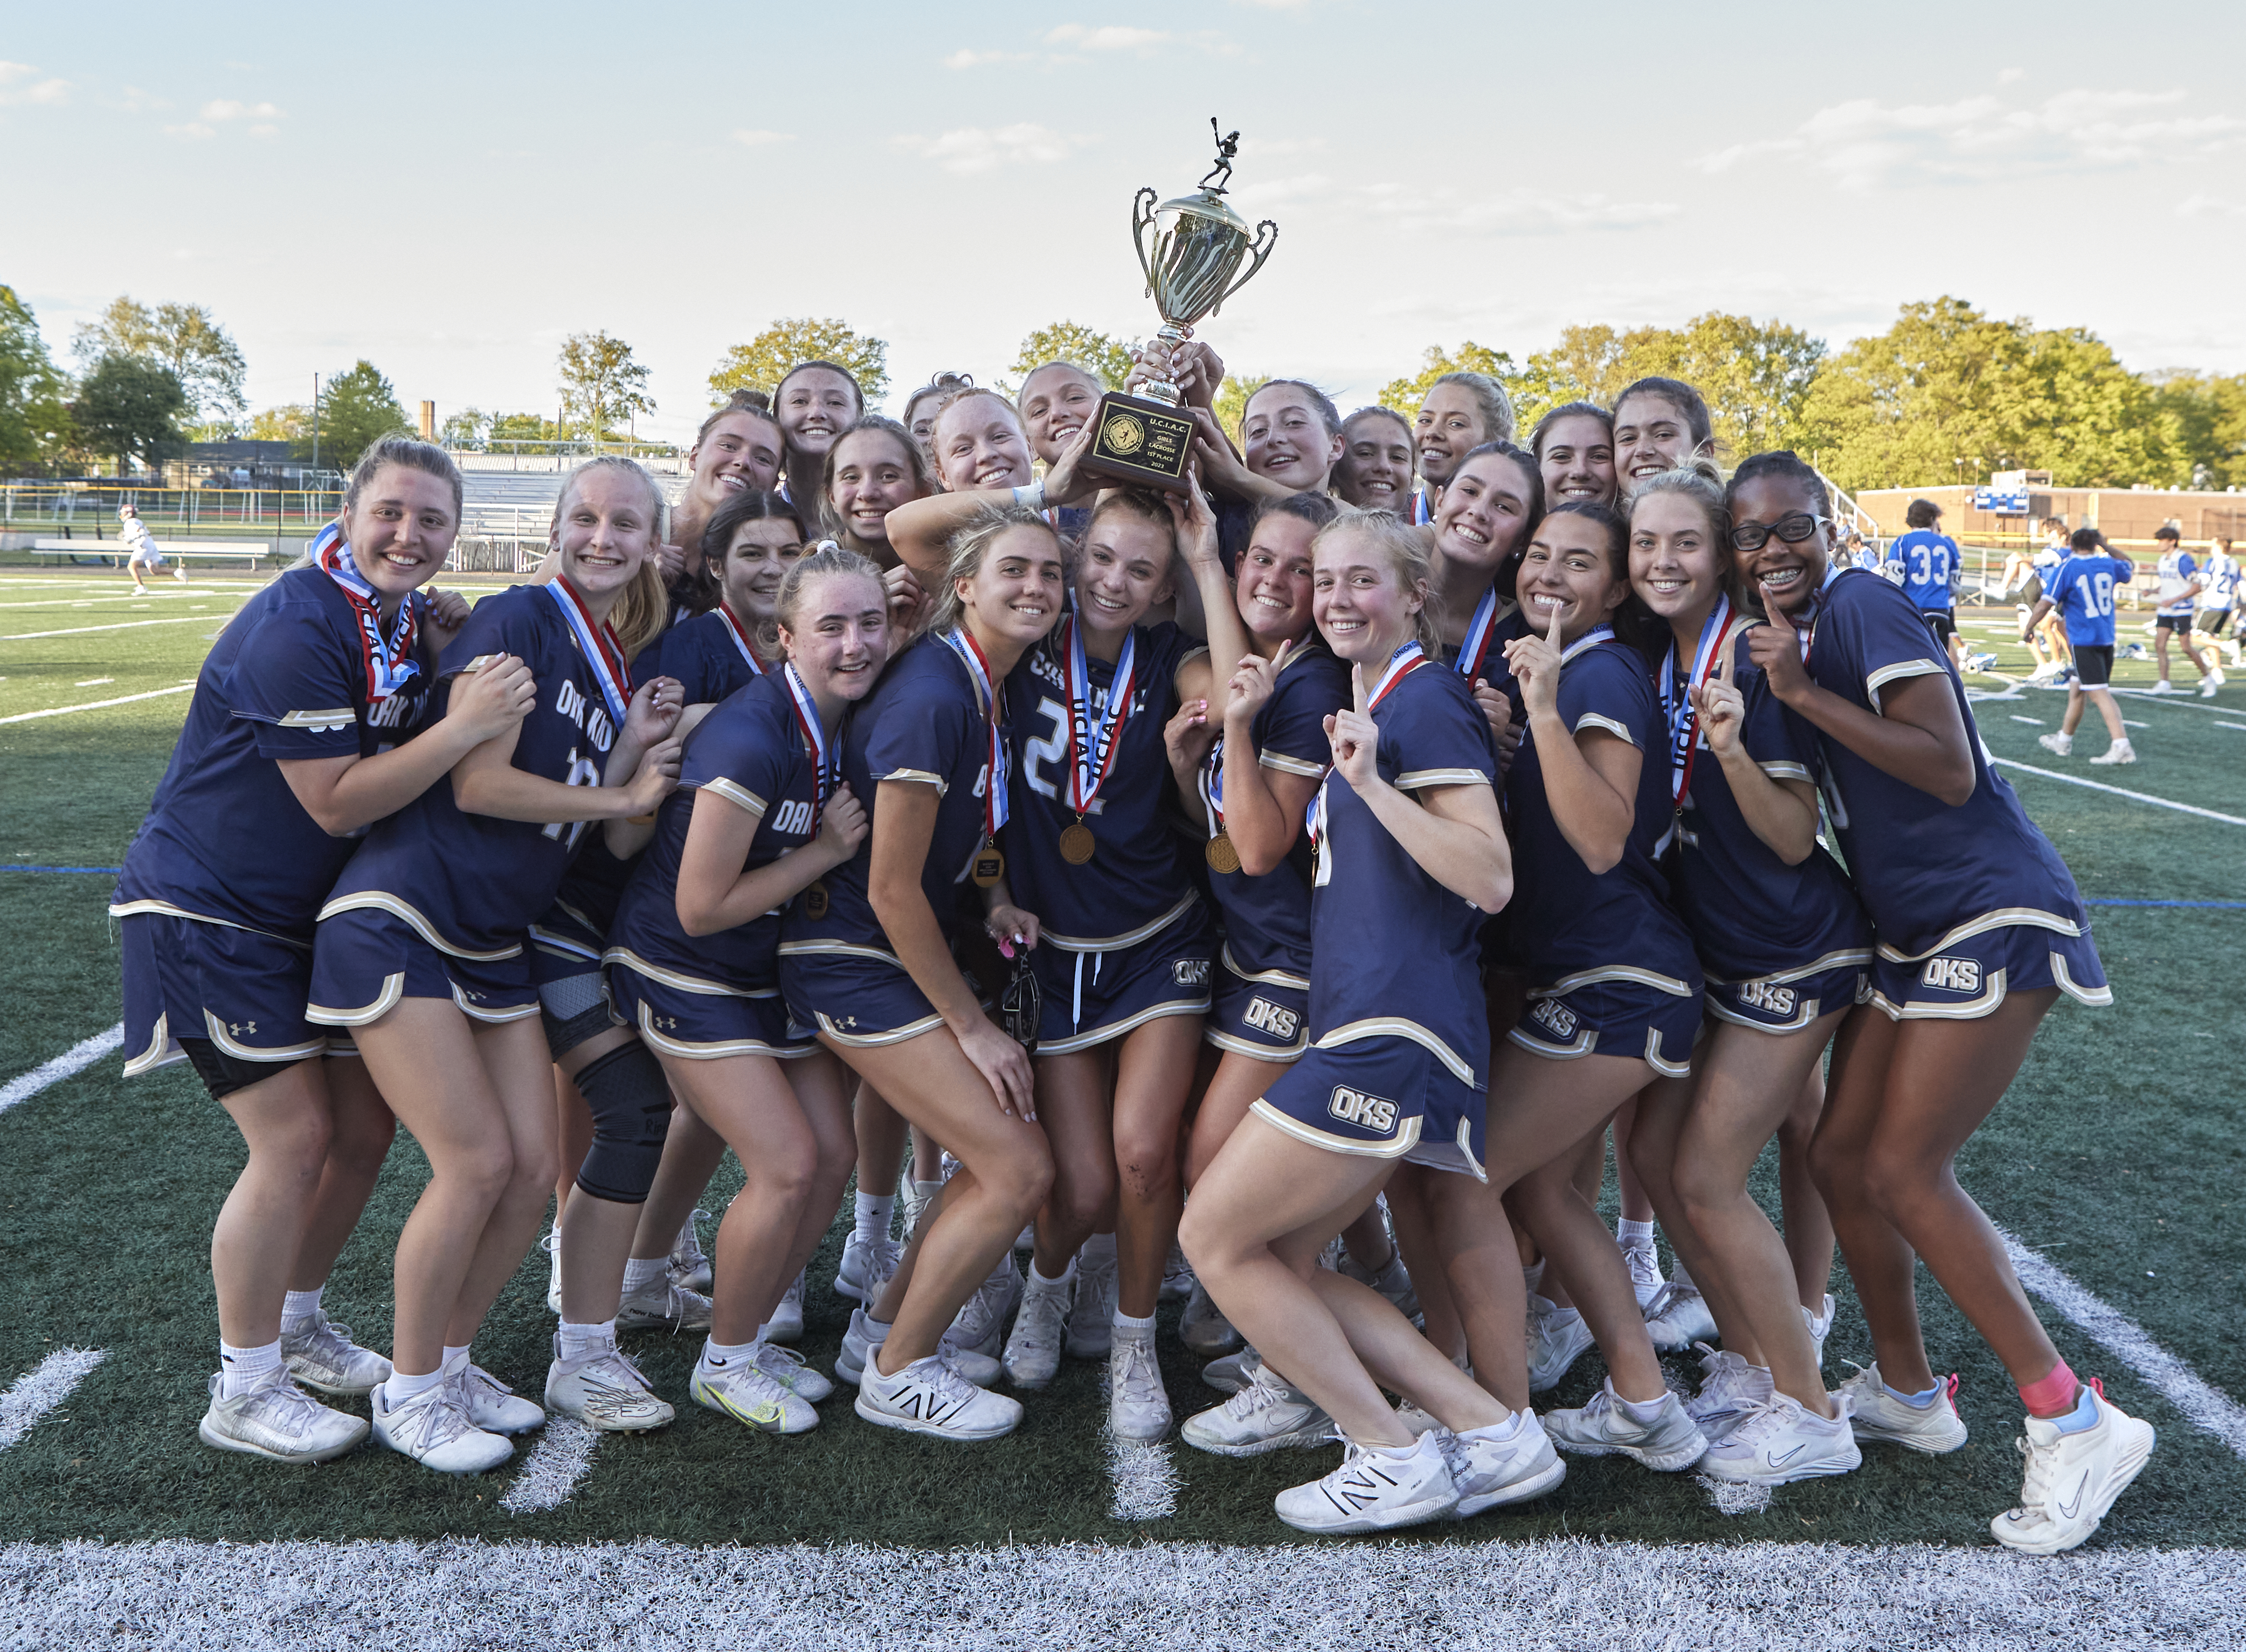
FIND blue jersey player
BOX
[112,438,532,1466]
[779,506,1062,1444]
[1734,449,2153,1554]
[1183,510,1550,1536]
[1884,500,1966,669]
[308,458,686,1473]
[641,489,803,707]
[2022,528,2135,765]
[1621,465,1869,1486]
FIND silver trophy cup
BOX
[1129,184,1279,407]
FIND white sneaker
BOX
[1180,1280,1243,1357]
[1699,1392,1862,1484]
[1394,1398,1442,1437]
[450,1362,546,1435]
[1804,1294,1835,1371]
[1682,1343,1774,1444]
[2089,738,2137,766]
[948,1253,1021,1361]
[834,1231,900,1305]
[1366,1255,1422,1323]
[545,1342,675,1433]
[1274,1434,1458,1534]
[281,1311,391,1397]
[1202,1346,1257,1395]
[833,1307,887,1386]
[667,1209,713,1294]
[173,566,189,582]
[1525,1295,1594,1394]
[1832,1363,1967,1454]
[855,1353,1023,1441]
[766,1269,806,1345]
[1449,1413,1567,1516]
[692,1353,819,1435]
[543,1228,563,1315]
[373,1380,512,1474]
[1002,1269,1072,1390]
[754,1341,834,1402]
[1109,1330,1172,1441]
[2150,679,2177,694]
[1643,1281,1718,1351]
[615,1276,714,1334]
[1542,1379,1708,1471]
[2037,731,2074,757]
[1160,1243,1194,1302]
[1622,1240,1665,1311]
[198,1369,367,1463]
[1181,1363,1335,1456]
[1066,1243,1119,1358]
[1989,1383,2157,1554]
[2201,672,2223,697]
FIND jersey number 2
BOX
[542,748,604,851]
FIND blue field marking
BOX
[1,866,122,874]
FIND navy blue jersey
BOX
[1886,529,1959,612]
[781,633,1002,958]
[1670,630,1870,983]
[1803,569,2094,957]
[1308,660,1500,1088]
[320,585,624,957]
[1004,618,1206,946]
[642,604,765,706]
[1203,639,1351,983]
[1503,637,1697,991]
[1443,585,1530,734]
[608,674,821,989]
[113,565,437,943]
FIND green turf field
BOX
[2,572,2242,1554]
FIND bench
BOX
[30,538,275,572]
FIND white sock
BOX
[1523,1260,1547,1296]
[911,1178,943,1206]
[1668,1258,1696,1294]
[854,1192,895,1243]
[1030,1257,1076,1291]
[1616,1389,1671,1425]
[441,1344,471,1374]
[1080,1232,1117,1264]
[700,1335,758,1371]
[383,1365,447,1408]
[280,1287,324,1325]
[1460,1408,1528,1443]
[217,1338,282,1400]
[1114,1309,1157,1337]
[558,1319,616,1363]
[1616,1218,1655,1249]
[622,1256,668,1297]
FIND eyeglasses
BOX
[999,955,1042,1055]
[1729,513,1832,552]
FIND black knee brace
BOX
[572,1041,673,1204]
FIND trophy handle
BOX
[1131,188,1159,298]
[1209,219,1278,318]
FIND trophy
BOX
[1081,120,1279,494]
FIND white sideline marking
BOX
[0,1024,124,1116]
[2009,715,2044,724]
[1696,1474,1772,1516]
[0,682,197,724]
[3,614,237,640]
[2122,719,2150,729]
[1107,1435,1179,1520]
[2217,723,2246,733]
[0,1349,108,1450]
[500,1419,600,1512]
[1990,758,2246,826]
[4,1538,2241,1650]
[2003,1227,2246,1463]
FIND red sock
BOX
[2017,1358,2079,1418]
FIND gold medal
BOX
[1204,831,1241,874]
[972,840,1006,888]
[804,880,830,921]
[1059,820,1097,866]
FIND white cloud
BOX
[943,49,1031,69]
[893,123,1086,174]
[0,60,70,105]
[1999,66,2026,85]
[1694,87,2244,191]
[199,98,282,122]
[165,96,286,141]
[1043,25,1171,51]
[2177,194,2246,219]
[732,129,794,146]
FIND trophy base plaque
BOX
[1081,392,1196,495]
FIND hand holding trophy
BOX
[1081,119,1279,494]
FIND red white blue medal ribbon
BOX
[314,521,422,703]
[1063,615,1136,818]
[545,576,632,724]
[941,626,1008,839]
[1658,596,1744,809]
[1308,640,1424,860]
[1455,585,1516,683]
[718,603,765,675]
[780,661,836,830]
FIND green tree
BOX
[312,360,410,474]
[248,404,312,442]
[1005,322,1139,392]
[72,296,247,419]
[490,411,566,445]
[709,318,890,410]
[440,407,490,449]
[1501,315,1825,452]
[2148,371,2246,490]
[1212,371,1272,446]
[0,285,72,472]
[1379,343,1524,424]
[557,331,654,439]
[71,354,189,471]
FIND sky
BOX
[5,1,2243,446]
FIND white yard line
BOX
[2,614,239,641]
[2009,715,2044,725]
[2003,1227,2246,1463]
[1989,758,2246,826]
[0,1024,123,1115]
[0,682,197,724]
[1107,1435,1180,1520]
[0,1350,108,1451]
[500,1419,600,1513]
[2,1537,2239,1650]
